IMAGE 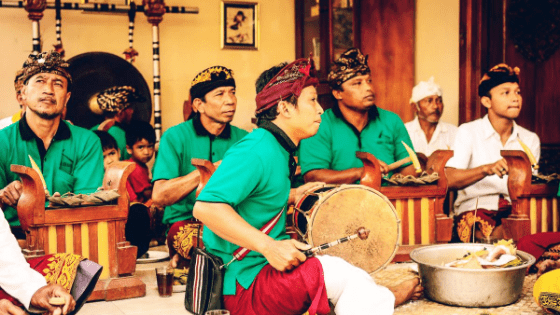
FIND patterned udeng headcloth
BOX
[190,66,236,101]
[14,69,24,94]
[20,51,72,87]
[97,86,143,113]
[478,63,520,97]
[255,57,319,114]
[327,48,370,89]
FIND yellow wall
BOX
[0,0,460,129]
[0,0,295,131]
[415,0,460,126]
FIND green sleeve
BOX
[152,129,184,182]
[392,114,415,164]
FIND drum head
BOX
[308,185,399,273]
[66,52,152,129]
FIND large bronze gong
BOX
[66,52,152,129]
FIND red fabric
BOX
[223,257,330,315]
[126,159,151,202]
[166,220,202,261]
[456,197,512,242]
[0,255,55,307]
[255,58,319,114]
[517,232,560,261]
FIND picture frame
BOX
[221,1,259,50]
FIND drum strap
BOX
[224,206,285,268]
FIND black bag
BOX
[185,247,225,315]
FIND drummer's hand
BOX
[0,299,25,315]
[261,239,310,272]
[289,182,325,205]
[536,259,560,278]
[378,160,390,175]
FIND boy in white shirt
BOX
[445,64,540,243]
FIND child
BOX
[125,120,156,203]
[93,130,121,170]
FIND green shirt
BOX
[0,117,105,226]
[197,122,294,295]
[91,123,130,160]
[299,105,415,180]
[152,117,247,224]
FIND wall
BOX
[415,0,459,126]
[0,0,295,132]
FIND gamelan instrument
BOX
[291,184,400,273]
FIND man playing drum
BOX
[445,64,540,242]
[299,48,417,184]
[193,58,422,315]
[152,66,248,268]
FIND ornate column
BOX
[143,0,165,143]
[124,0,139,63]
[53,0,64,56]
[24,0,47,55]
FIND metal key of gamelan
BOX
[303,227,370,257]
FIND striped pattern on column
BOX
[128,21,134,62]
[152,25,162,142]
[392,197,435,246]
[32,21,41,55]
[530,197,559,234]
[46,222,113,280]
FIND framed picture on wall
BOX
[221,1,259,50]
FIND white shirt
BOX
[405,117,458,156]
[446,115,541,215]
[0,116,14,130]
[0,208,46,309]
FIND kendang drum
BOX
[292,184,400,273]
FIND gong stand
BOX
[358,150,454,261]
[143,0,165,142]
[53,0,64,56]
[124,0,138,63]
[24,0,47,55]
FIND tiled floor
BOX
[79,249,193,315]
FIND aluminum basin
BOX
[410,243,535,307]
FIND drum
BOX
[292,184,400,273]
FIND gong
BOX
[66,52,152,129]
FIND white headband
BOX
[410,76,442,104]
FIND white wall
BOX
[0,0,295,132]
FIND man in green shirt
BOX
[152,66,247,268]
[91,86,144,160]
[299,48,416,184]
[194,58,422,315]
[0,51,104,232]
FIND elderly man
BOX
[91,86,144,160]
[0,51,104,233]
[405,77,457,156]
[299,48,416,183]
[445,64,540,242]
[152,66,248,267]
[193,58,422,315]
[0,70,26,130]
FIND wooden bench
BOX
[501,150,560,241]
[12,161,146,301]
[357,150,454,261]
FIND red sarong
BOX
[0,253,83,307]
[517,232,560,262]
[456,197,512,243]
[223,257,330,315]
[167,220,202,261]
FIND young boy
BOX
[93,130,121,170]
[125,120,156,203]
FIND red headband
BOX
[255,58,319,115]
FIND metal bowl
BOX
[410,243,535,307]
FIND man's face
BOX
[416,94,443,124]
[198,86,237,124]
[334,74,375,112]
[127,138,155,164]
[22,73,70,120]
[103,148,120,169]
[290,86,324,140]
[483,82,522,120]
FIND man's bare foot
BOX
[390,278,423,306]
[537,259,560,278]
[171,254,180,268]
